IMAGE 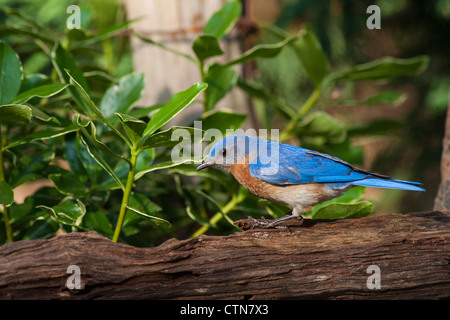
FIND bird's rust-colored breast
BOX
[224,161,336,210]
[225,163,280,201]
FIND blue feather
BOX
[351,178,425,191]
[245,136,424,191]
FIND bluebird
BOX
[196,134,424,229]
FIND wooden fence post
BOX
[123,0,247,126]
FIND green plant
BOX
[66,71,207,242]
[0,34,207,243]
[0,1,430,246]
[0,4,209,244]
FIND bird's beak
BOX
[196,161,214,171]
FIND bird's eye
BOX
[221,148,227,157]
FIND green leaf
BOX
[195,189,237,228]
[363,90,407,105]
[100,72,145,121]
[168,164,232,187]
[128,103,164,119]
[8,197,33,222]
[140,126,203,150]
[20,74,51,93]
[348,119,405,137]
[66,70,101,115]
[310,201,373,219]
[140,82,207,144]
[305,186,370,219]
[48,172,89,198]
[0,25,54,45]
[72,114,128,162]
[51,43,90,113]
[8,148,55,188]
[52,44,88,90]
[135,148,155,174]
[66,69,131,146]
[204,0,242,39]
[333,90,407,107]
[65,134,101,185]
[237,77,295,119]
[327,56,430,82]
[223,35,298,68]
[125,192,170,227]
[192,35,223,62]
[0,41,23,105]
[134,161,189,181]
[66,28,89,43]
[83,210,114,236]
[29,106,57,124]
[9,83,69,104]
[2,125,77,150]
[2,8,55,38]
[132,30,197,63]
[73,18,142,47]
[78,134,126,191]
[95,161,129,191]
[0,181,14,207]
[296,111,347,144]
[0,104,32,125]
[37,198,87,228]
[179,166,241,195]
[115,113,146,146]
[128,192,162,215]
[21,216,59,240]
[292,26,329,87]
[185,205,211,226]
[332,186,366,203]
[261,200,291,218]
[200,109,246,135]
[205,64,238,109]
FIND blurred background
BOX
[1,0,449,245]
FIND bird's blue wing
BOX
[246,138,424,191]
[249,140,371,185]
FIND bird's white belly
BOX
[266,183,345,211]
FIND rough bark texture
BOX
[1,211,450,300]
[435,101,450,210]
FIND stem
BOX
[199,61,209,113]
[191,191,245,238]
[102,38,115,74]
[1,207,13,243]
[279,86,321,142]
[112,150,138,242]
[0,126,13,243]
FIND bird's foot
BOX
[246,214,303,230]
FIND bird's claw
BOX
[246,215,301,231]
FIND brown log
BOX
[1,211,450,300]
[434,96,450,210]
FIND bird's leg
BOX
[247,210,304,229]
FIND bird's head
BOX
[196,134,258,171]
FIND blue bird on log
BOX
[196,134,424,228]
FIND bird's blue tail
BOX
[352,178,425,191]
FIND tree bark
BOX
[1,211,450,300]
[434,94,450,210]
